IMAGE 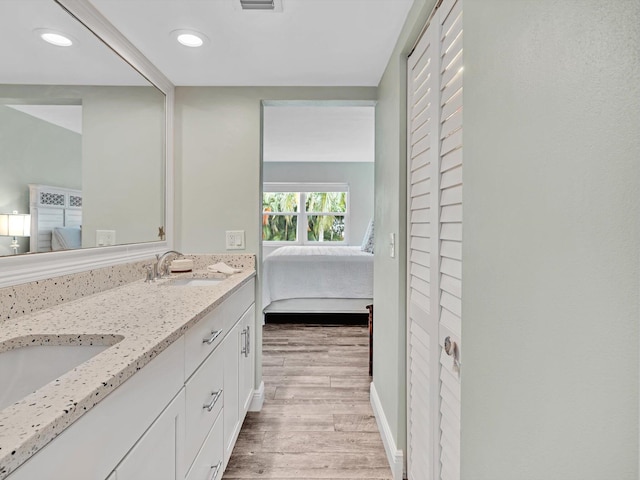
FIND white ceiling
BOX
[1,0,414,87]
[89,0,415,86]
[263,105,374,163]
[0,0,149,86]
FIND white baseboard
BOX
[248,380,265,411]
[370,382,405,480]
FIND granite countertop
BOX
[0,268,256,479]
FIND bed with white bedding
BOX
[262,245,373,313]
[29,184,82,252]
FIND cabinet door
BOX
[222,320,240,466]
[185,412,224,480]
[222,304,256,467]
[239,305,255,415]
[114,389,185,480]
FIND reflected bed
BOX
[29,184,82,252]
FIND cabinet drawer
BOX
[185,345,224,469]
[185,278,255,377]
[185,412,224,480]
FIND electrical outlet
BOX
[96,229,116,246]
[225,230,245,250]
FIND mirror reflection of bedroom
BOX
[260,101,375,374]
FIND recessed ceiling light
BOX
[171,30,208,48]
[178,33,203,47]
[35,29,74,47]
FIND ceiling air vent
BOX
[240,0,275,10]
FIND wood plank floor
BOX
[223,323,392,480]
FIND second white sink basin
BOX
[169,278,224,287]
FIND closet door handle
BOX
[208,461,223,480]
[203,389,223,412]
[444,336,460,373]
[245,325,250,357]
[444,336,456,356]
[203,329,223,345]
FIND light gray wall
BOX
[174,86,378,388]
[373,0,436,455]
[0,104,81,256]
[175,88,377,254]
[82,86,165,247]
[375,0,640,476]
[0,84,165,253]
[263,161,374,255]
[462,1,639,478]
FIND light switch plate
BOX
[96,230,116,246]
[225,230,245,250]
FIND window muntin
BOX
[262,186,348,244]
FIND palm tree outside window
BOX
[263,184,348,244]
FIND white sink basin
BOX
[169,278,224,287]
[0,343,112,411]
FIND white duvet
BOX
[262,246,374,309]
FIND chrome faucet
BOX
[154,250,183,280]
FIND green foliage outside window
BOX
[307,215,345,241]
[262,193,298,241]
[262,191,347,243]
[305,192,346,242]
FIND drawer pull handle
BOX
[203,389,223,412]
[208,461,223,480]
[203,329,223,345]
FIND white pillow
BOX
[361,219,374,253]
[52,226,82,251]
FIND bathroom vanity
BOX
[0,2,259,477]
[0,267,256,480]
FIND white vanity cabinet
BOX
[6,277,256,480]
[6,337,186,480]
[223,304,256,466]
[110,389,185,480]
[239,306,255,416]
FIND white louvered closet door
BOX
[407,0,462,479]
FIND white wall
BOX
[462,1,639,478]
[82,86,165,247]
[262,161,374,256]
[373,0,436,456]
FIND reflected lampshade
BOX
[0,212,31,237]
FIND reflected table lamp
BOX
[0,211,31,255]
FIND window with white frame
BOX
[262,183,349,244]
